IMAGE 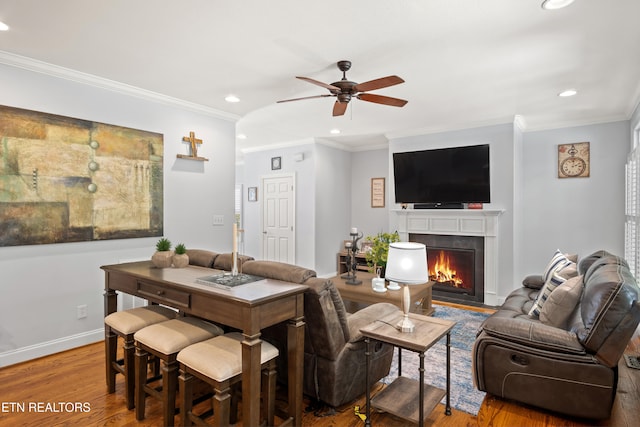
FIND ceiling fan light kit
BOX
[277,60,408,117]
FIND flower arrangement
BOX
[364,231,400,275]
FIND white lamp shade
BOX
[384,242,428,284]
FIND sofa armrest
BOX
[522,274,545,289]
[347,303,398,343]
[479,316,586,355]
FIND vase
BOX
[172,253,189,268]
[151,251,174,268]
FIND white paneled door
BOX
[261,174,295,263]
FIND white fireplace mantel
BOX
[391,208,504,306]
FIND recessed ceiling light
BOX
[558,89,577,97]
[330,129,341,134]
[237,133,247,139]
[225,95,240,103]
[0,21,9,31]
[541,0,575,10]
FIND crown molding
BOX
[0,50,239,122]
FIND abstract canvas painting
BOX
[0,105,163,247]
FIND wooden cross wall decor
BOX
[177,131,209,161]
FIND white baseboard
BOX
[0,328,103,368]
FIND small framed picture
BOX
[360,241,373,254]
[558,142,590,178]
[248,187,258,202]
[371,177,385,208]
[271,156,282,170]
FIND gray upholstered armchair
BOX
[242,260,398,408]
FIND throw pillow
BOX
[540,275,584,328]
[528,250,577,318]
[529,269,568,317]
[542,249,574,282]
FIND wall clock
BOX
[558,142,590,178]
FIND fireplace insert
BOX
[410,233,484,303]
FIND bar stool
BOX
[104,305,177,409]
[134,317,225,426]
[177,332,279,427]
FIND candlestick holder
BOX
[232,223,239,276]
[231,252,238,276]
[341,230,363,285]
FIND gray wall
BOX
[0,63,236,366]
[350,148,390,239]
[314,143,351,276]
[520,121,630,274]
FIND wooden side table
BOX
[360,311,456,427]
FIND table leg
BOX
[445,332,451,415]
[419,351,425,427]
[288,315,305,426]
[103,286,117,390]
[364,337,371,427]
[105,325,117,392]
[242,333,262,427]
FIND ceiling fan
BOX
[277,60,408,117]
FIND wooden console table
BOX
[332,271,435,315]
[101,261,307,427]
[361,312,456,427]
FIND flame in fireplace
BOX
[429,250,464,287]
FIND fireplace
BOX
[410,233,484,303]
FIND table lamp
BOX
[384,242,428,333]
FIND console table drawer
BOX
[137,280,190,309]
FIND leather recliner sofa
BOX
[472,250,640,419]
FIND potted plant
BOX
[364,231,400,277]
[151,237,173,268]
[172,243,189,268]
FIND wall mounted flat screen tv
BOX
[393,144,490,205]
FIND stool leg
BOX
[123,333,135,410]
[105,326,117,393]
[135,347,148,421]
[263,361,277,427]
[230,383,239,425]
[179,368,194,427]
[162,359,179,427]
[213,382,232,427]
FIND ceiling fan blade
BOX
[333,100,348,116]
[357,93,408,107]
[296,76,340,91]
[353,75,404,93]
[277,94,333,103]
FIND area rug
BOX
[380,304,490,415]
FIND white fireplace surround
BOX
[391,209,504,306]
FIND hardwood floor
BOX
[0,306,637,426]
